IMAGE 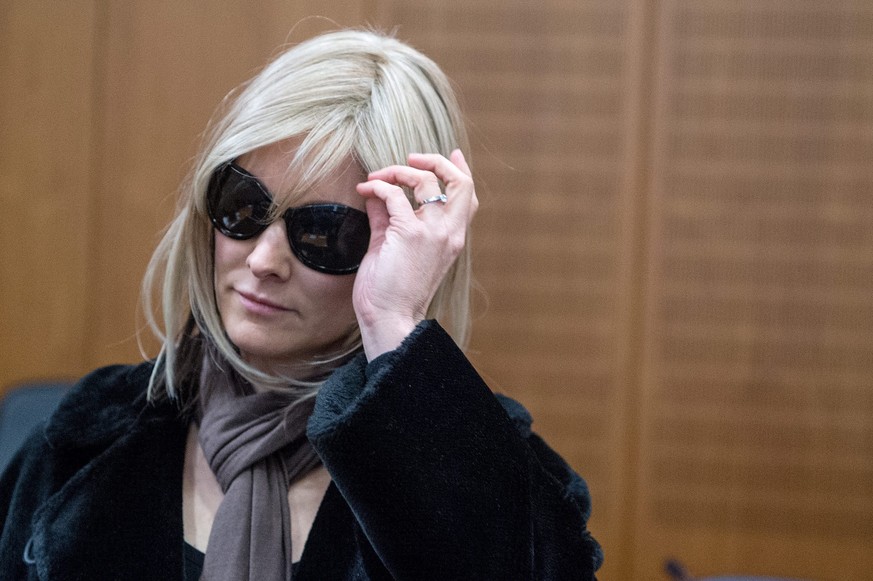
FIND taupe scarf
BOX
[196,349,320,580]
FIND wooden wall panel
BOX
[637,1,873,579]
[0,1,98,387]
[371,2,643,578]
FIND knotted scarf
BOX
[196,349,321,580]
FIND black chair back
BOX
[0,382,71,473]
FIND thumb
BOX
[364,197,390,250]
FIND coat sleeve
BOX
[307,320,603,580]
[0,425,58,580]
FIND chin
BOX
[227,332,293,366]
[225,319,358,372]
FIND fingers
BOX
[408,150,471,181]
[449,149,472,178]
[366,164,441,207]
[407,151,478,218]
[368,153,466,199]
[364,150,478,222]
[362,197,389,251]
[355,179,417,221]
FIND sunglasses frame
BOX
[206,162,370,275]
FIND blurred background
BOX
[1,1,871,579]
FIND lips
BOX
[236,290,291,314]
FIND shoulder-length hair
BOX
[141,29,473,404]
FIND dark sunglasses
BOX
[207,162,370,275]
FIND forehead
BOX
[235,140,366,212]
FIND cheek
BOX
[311,275,357,319]
[213,234,247,280]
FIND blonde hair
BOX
[142,29,473,402]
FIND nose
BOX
[246,220,295,280]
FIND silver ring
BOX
[419,194,448,207]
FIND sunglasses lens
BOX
[207,163,370,274]
[287,205,370,274]
[207,164,271,239]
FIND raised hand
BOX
[353,149,478,360]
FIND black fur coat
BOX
[0,321,602,579]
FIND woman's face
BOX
[213,142,367,375]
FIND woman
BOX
[0,29,602,580]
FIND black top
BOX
[183,542,204,581]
